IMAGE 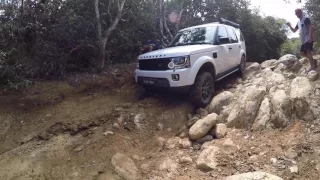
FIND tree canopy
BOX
[0,0,289,88]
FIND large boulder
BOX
[189,113,218,140]
[274,54,302,73]
[111,153,140,180]
[207,91,234,114]
[259,68,286,90]
[227,86,266,129]
[261,59,278,69]
[290,77,312,99]
[244,63,261,79]
[271,90,292,128]
[290,77,314,121]
[225,171,283,180]
[252,97,271,131]
[196,146,220,171]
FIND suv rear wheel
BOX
[189,71,214,107]
[239,55,246,75]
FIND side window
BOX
[217,26,230,44]
[235,29,244,42]
[226,27,238,43]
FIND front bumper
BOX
[135,68,192,88]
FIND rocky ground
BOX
[1,56,320,180]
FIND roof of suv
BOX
[179,23,236,32]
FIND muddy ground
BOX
[1,63,320,180]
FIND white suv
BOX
[135,18,246,107]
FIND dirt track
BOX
[1,64,320,180]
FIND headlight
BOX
[136,62,139,69]
[168,56,191,69]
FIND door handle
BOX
[239,45,241,48]
[229,47,232,50]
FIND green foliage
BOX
[0,0,289,88]
[281,38,301,57]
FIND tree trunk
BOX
[94,0,104,71]
[94,0,126,72]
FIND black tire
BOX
[239,55,246,75]
[189,71,215,108]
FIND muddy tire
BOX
[189,71,215,108]
[239,55,246,75]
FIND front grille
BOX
[139,58,171,71]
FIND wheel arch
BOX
[188,58,217,85]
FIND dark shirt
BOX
[145,40,160,50]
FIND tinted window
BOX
[226,27,238,43]
[169,27,216,47]
[217,26,230,44]
[235,29,244,42]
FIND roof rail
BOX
[218,17,240,28]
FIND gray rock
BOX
[156,137,166,148]
[222,138,239,151]
[111,153,139,180]
[113,123,120,129]
[308,70,319,81]
[252,98,271,131]
[186,117,200,128]
[74,145,84,152]
[227,86,266,129]
[179,156,193,164]
[275,54,302,73]
[189,113,218,140]
[179,138,192,149]
[244,63,261,79]
[287,73,296,79]
[290,77,312,99]
[193,143,202,150]
[211,123,227,139]
[140,164,149,171]
[196,108,208,117]
[290,77,314,121]
[217,106,231,123]
[159,158,179,172]
[207,91,234,114]
[196,146,220,170]
[289,165,299,173]
[299,57,309,64]
[225,171,283,180]
[271,90,292,128]
[248,155,259,164]
[236,78,243,84]
[103,131,114,136]
[165,137,180,149]
[261,59,278,69]
[196,135,214,144]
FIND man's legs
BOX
[303,42,317,72]
[306,50,317,70]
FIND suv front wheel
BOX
[189,71,215,107]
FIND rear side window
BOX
[226,27,238,43]
[235,29,244,42]
[217,26,230,44]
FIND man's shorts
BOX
[300,42,314,53]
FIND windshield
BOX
[169,26,217,47]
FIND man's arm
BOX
[287,22,298,33]
[305,18,314,42]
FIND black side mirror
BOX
[218,36,230,44]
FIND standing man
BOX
[287,8,317,72]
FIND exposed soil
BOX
[1,63,320,180]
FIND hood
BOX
[138,45,215,59]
